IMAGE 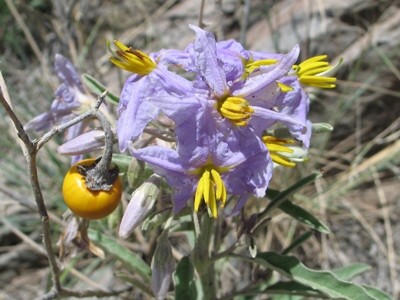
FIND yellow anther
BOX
[203,170,211,205]
[277,82,294,92]
[193,166,227,218]
[263,135,296,167]
[293,55,337,89]
[108,40,156,75]
[244,58,278,77]
[217,97,254,126]
[194,175,205,212]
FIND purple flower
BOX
[130,101,272,217]
[24,54,109,163]
[25,55,92,131]
[117,69,204,152]
[109,41,201,152]
[188,25,308,143]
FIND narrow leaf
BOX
[88,229,151,280]
[264,172,321,214]
[82,73,120,104]
[278,201,330,233]
[256,252,380,300]
[282,231,313,254]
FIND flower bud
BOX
[119,174,161,239]
[58,129,104,155]
[151,232,175,300]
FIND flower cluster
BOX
[112,25,337,218]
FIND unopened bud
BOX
[151,232,175,300]
[119,175,161,239]
[58,129,104,155]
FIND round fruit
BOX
[62,158,122,220]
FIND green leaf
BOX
[88,229,151,280]
[256,252,382,300]
[261,264,388,300]
[174,256,197,300]
[266,281,323,298]
[264,172,321,214]
[115,272,153,296]
[282,231,313,255]
[112,153,133,173]
[362,285,392,300]
[332,263,371,281]
[142,209,171,232]
[82,73,119,104]
[278,201,330,234]
[312,122,334,133]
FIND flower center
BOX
[108,40,156,75]
[292,55,336,89]
[194,167,227,218]
[217,96,254,126]
[263,135,296,167]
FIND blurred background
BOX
[0,0,399,299]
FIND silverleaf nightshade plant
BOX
[110,25,337,219]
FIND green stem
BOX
[198,215,216,299]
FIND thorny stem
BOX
[0,85,124,299]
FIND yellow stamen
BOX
[203,170,211,205]
[293,55,337,89]
[263,135,296,167]
[217,97,254,126]
[108,40,156,75]
[208,183,217,218]
[193,166,227,218]
[244,58,278,77]
[277,82,294,92]
[194,175,205,212]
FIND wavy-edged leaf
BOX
[82,73,120,104]
[256,263,387,300]
[256,252,381,300]
[88,229,151,280]
[362,285,392,300]
[332,263,371,281]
